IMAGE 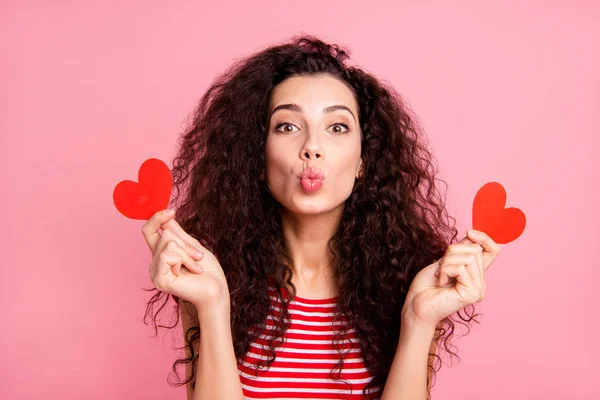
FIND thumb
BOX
[142,208,176,253]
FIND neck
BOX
[280,203,343,292]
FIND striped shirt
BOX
[237,286,383,399]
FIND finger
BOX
[438,253,482,289]
[447,243,484,255]
[466,230,501,271]
[171,241,204,275]
[153,232,203,274]
[457,235,475,245]
[438,263,473,289]
[159,226,205,261]
[446,243,485,286]
[142,209,176,253]
[434,258,443,280]
[159,240,204,276]
[152,251,180,291]
[438,263,482,304]
[160,218,205,252]
[152,250,203,291]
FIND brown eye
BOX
[328,123,349,134]
[275,123,299,133]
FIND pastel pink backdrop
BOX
[1,1,598,399]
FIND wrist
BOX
[195,297,230,322]
[401,307,438,337]
[399,316,437,348]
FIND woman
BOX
[141,34,501,400]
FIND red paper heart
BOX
[472,182,526,244]
[113,158,172,220]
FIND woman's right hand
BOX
[141,208,230,311]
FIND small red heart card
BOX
[113,158,172,220]
[472,182,526,244]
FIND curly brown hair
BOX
[142,33,481,399]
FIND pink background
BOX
[2,1,598,399]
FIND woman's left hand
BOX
[401,230,501,328]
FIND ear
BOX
[356,158,363,179]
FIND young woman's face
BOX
[264,73,363,215]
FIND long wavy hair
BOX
[143,33,481,399]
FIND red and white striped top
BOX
[237,286,383,399]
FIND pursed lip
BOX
[298,167,325,180]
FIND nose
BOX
[301,148,322,160]
[300,132,324,161]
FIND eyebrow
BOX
[270,103,357,122]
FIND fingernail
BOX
[164,208,175,215]
[194,249,204,257]
[468,230,480,236]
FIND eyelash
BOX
[275,122,350,134]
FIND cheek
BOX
[265,135,291,162]
[264,144,294,190]
[265,146,289,175]
[332,166,358,196]
[332,146,361,177]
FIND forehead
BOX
[269,74,358,113]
